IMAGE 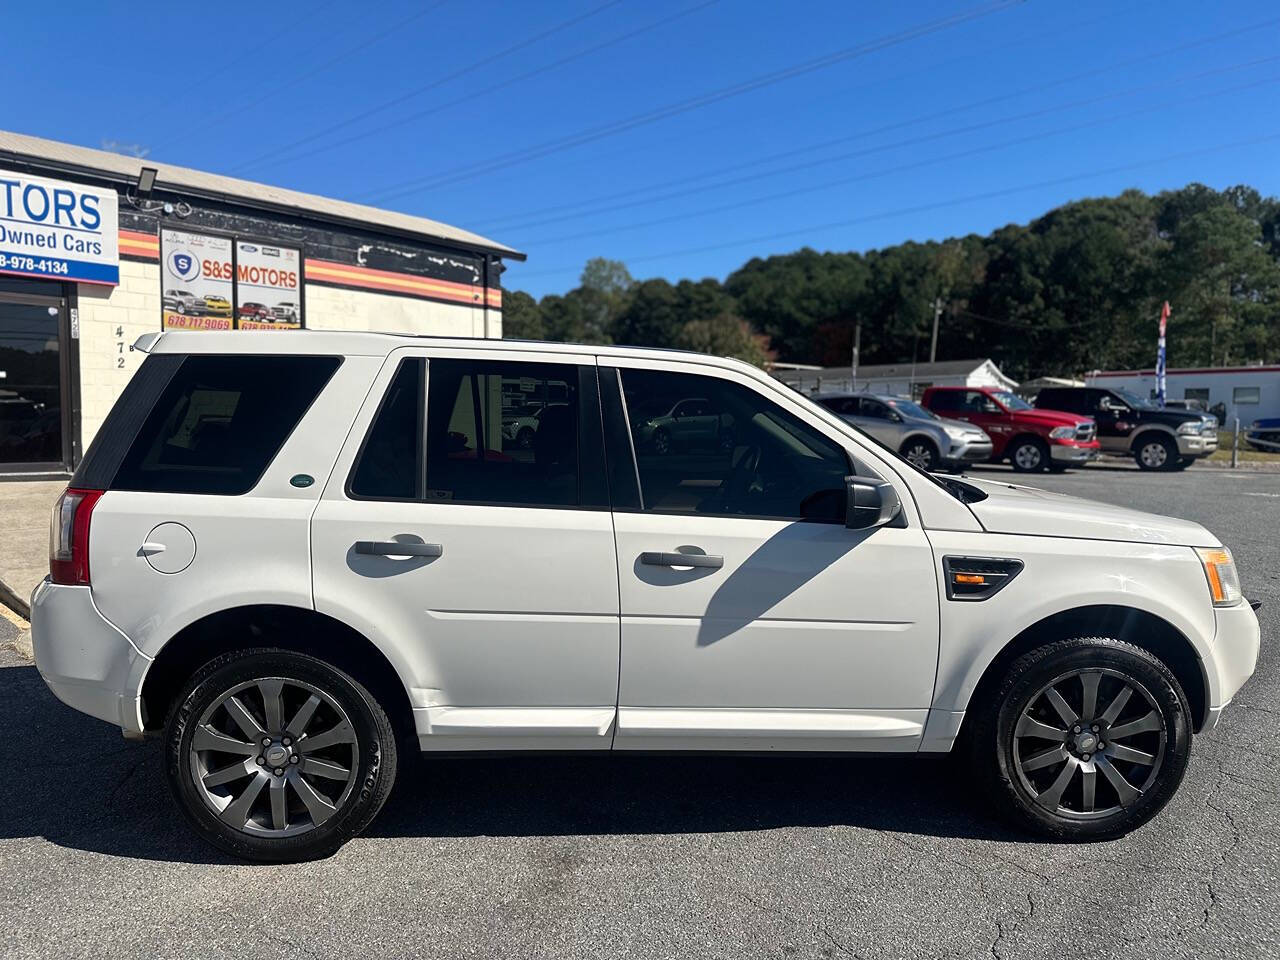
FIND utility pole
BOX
[929,297,943,363]
[850,321,861,393]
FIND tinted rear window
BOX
[111,354,340,495]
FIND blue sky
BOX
[6,1,1280,297]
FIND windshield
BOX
[885,398,937,420]
[1114,388,1155,410]
[989,390,1032,411]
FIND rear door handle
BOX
[640,551,723,569]
[355,540,443,559]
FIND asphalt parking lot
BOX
[2,466,1278,960]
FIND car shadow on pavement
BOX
[0,659,1032,864]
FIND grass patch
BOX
[1204,430,1280,463]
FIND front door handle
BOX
[640,551,723,569]
[355,540,443,559]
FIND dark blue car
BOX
[1247,417,1280,452]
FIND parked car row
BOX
[810,384,1222,474]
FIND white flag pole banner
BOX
[0,170,119,285]
[161,229,234,330]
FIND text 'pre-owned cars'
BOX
[32,333,1261,861]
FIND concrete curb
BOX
[12,629,33,660]
[0,576,30,621]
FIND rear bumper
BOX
[30,579,149,737]
[1202,599,1262,730]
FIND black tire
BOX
[1009,437,1049,473]
[900,436,939,471]
[1047,463,1069,474]
[1134,433,1177,471]
[1172,456,1194,470]
[165,648,398,863]
[967,638,1191,841]
[516,426,535,450]
[652,427,671,455]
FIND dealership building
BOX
[0,130,522,475]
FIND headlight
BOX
[943,425,969,440]
[1177,421,1202,435]
[1196,547,1242,606]
[1048,425,1075,440]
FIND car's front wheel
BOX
[1135,434,1177,471]
[1009,437,1049,473]
[900,437,939,471]
[969,638,1191,841]
[165,649,398,862]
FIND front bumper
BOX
[944,437,993,465]
[30,579,150,737]
[1177,432,1218,457]
[1050,442,1100,463]
[1203,598,1262,730]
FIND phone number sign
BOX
[0,169,119,285]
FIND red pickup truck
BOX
[920,386,1100,473]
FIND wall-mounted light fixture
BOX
[136,166,158,197]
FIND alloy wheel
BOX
[1140,441,1168,468]
[189,677,360,837]
[1013,443,1043,470]
[904,442,935,470]
[1012,668,1166,819]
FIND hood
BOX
[936,416,988,436]
[1014,406,1092,427]
[961,477,1219,547]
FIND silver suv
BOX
[814,393,992,472]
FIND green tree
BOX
[500,289,544,340]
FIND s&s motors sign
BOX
[0,170,119,285]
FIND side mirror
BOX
[845,476,903,530]
[887,410,902,422]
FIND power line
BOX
[510,129,1280,281]
[231,0,720,176]
[514,66,1280,247]
[227,0,628,175]
[152,1,451,154]
[357,0,1026,204]
[475,14,1280,232]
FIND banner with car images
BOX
[161,229,234,330]
[235,240,303,329]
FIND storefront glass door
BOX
[0,292,66,468]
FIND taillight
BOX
[49,488,104,586]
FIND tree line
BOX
[502,183,1280,379]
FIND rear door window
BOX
[112,355,340,495]
[425,358,587,508]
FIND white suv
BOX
[32,332,1261,862]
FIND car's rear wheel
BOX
[1010,437,1048,472]
[968,638,1191,840]
[900,437,939,471]
[1135,434,1177,471]
[165,649,397,863]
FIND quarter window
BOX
[112,354,339,495]
[619,368,849,522]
